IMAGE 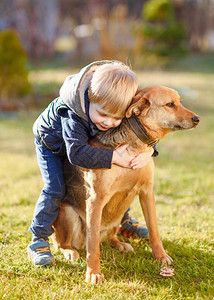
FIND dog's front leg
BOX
[139,188,172,265]
[85,194,105,284]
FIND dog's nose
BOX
[192,115,200,124]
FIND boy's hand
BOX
[112,144,135,168]
[130,148,154,169]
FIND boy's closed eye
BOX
[97,110,121,120]
[98,112,107,117]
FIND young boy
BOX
[28,60,153,267]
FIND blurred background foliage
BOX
[0,0,214,110]
[143,0,187,56]
[0,30,31,109]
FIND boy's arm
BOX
[61,110,140,169]
[61,110,114,169]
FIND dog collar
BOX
[127,115,159,147]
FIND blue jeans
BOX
[29,140,66,239]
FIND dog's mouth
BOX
[171,124,184,130]
[170,122,198,131]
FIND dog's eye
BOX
[166,102,175,108]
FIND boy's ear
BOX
[126,94,151,118]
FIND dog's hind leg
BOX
[108,227,134,253]
[59,238,80,262]
[52,203,85,261]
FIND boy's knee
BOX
[43,183,66,200]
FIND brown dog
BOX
[52,86,200,284]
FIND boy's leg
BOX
[118,208,149,239]
[28,140,65,267]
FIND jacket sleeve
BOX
[61,110,113,169]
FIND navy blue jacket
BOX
[33,91,113,169]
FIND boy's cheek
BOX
[114,120,122,127]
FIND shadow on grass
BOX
[52,238,213,297]
[110,239,214,297]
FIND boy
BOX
[28,60,153,267]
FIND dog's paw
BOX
[62,249,79,261]
[85,270,104,284]
[156,254,173,266]
[151,243,172,265]
[115,241,134,253]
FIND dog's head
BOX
[126,86,200,140]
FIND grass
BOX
[0,59,214,299]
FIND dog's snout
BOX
[192,115,200,125]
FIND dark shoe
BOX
[118,218,149,239]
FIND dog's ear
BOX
[126,93,151,118]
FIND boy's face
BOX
[89,103,122,131]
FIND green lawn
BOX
[0,64,214,299]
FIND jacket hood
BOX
[59,60,115,121]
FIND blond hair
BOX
[88,62,138,118]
